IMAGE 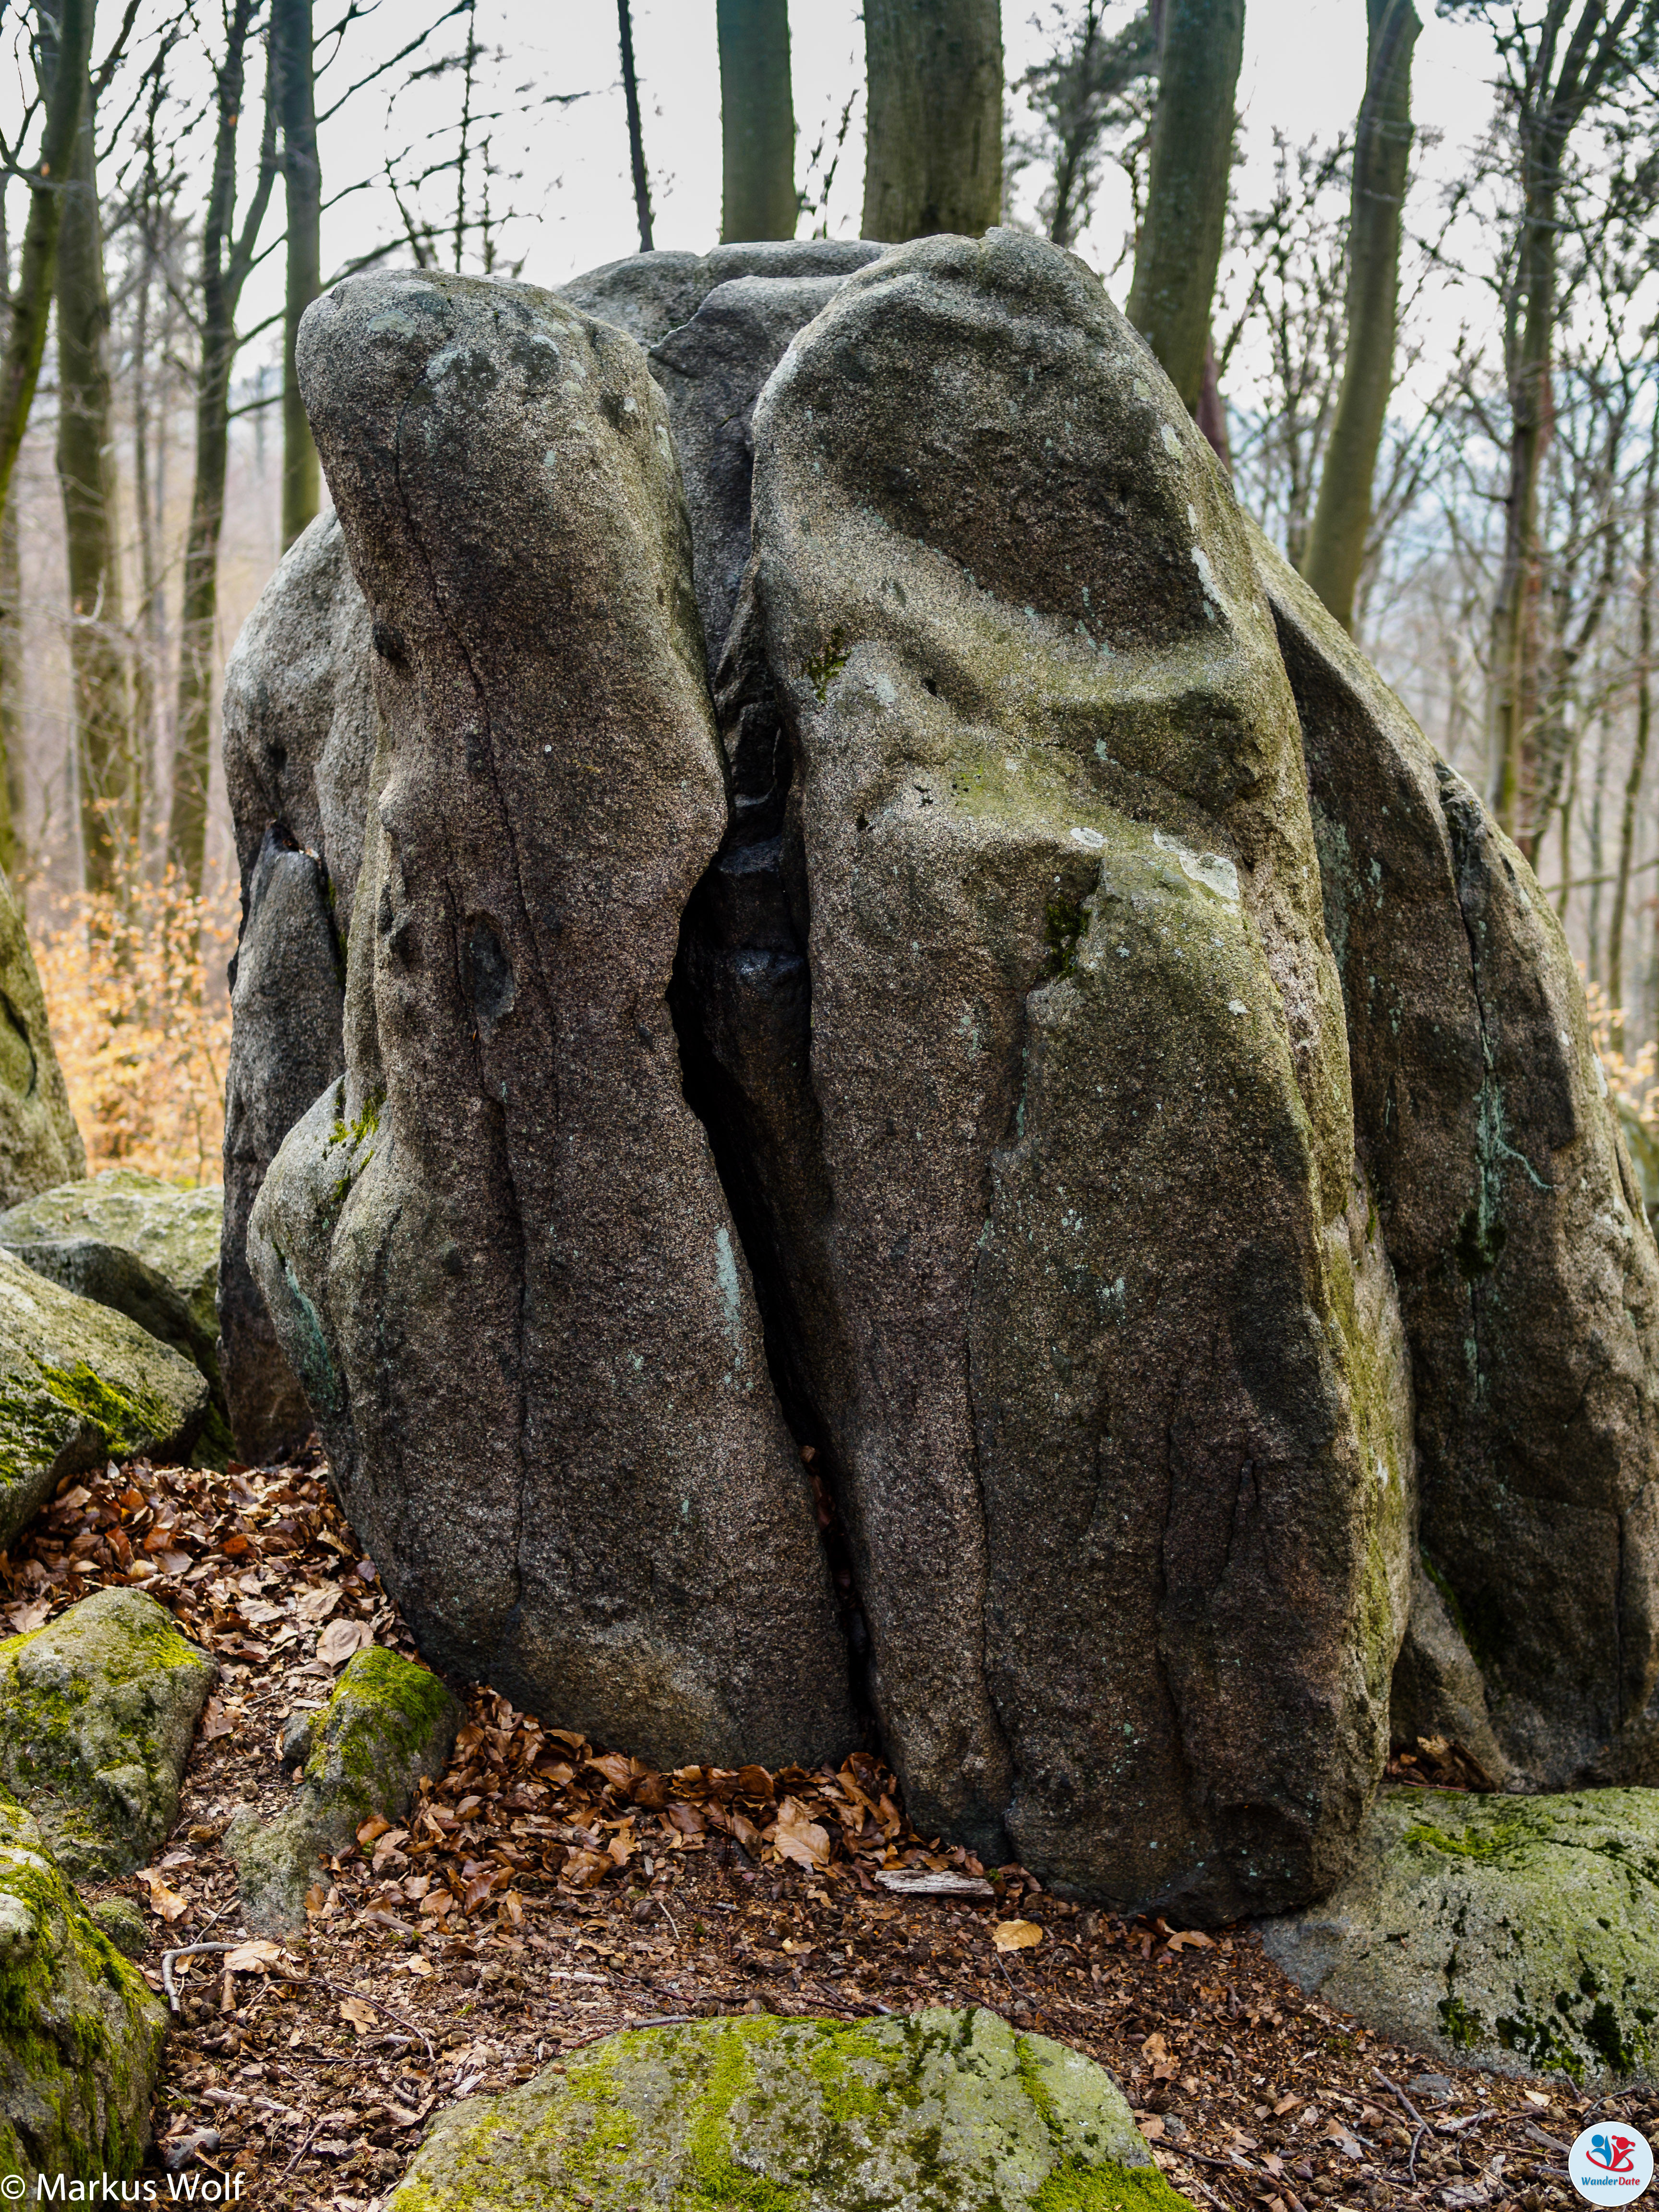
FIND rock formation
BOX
[0,870,84,1212]
[1256,535,1659,1791]
[219,512,375,1464]
[253,267,854,1773]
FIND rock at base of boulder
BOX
[1389,1562,1511,1788]
[390,2006,1190,2212]
[1260,1785,1659,2087]
[0,1789,168,2182]
[0,1587,215,1881]
[0,1250,210,1549]
[0,869,85,1217]
[228,1645,458,1934]
[86,1896,147,1960]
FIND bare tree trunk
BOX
[1301,0,1419,632]
[862,0,1004,242]
[0,0,94,522]
[1610,433,1657,1054]
[0,493,22,881]
[1195,333,1228,465]
[274,0,321,550]
[617,0,654,252]
[1125,0,1242,412]
[718,0,796,243]
[167,6,278,894]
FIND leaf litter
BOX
[2,1452,1648,2210]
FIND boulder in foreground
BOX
[0,1787,168,2182]
[1261,1785,1659,2087]
[0,1586,214,1880]
[391,2006,1194,2212]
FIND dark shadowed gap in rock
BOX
[668,700,879,1751]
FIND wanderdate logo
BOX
[1570,2126,1654,2204]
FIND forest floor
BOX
[3,1457,1649,2212]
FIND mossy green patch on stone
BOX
[390,2007,1189,2212]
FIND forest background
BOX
[0,0,1653,1188]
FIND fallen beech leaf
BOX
[587,1752,632,1792]
[198,1696,233,1741]
[736,1764,774,1803]
[730,1812,761,1859]
[338,1996,377,2036]
[631,1770,670,1810]
[461,1875,495,1916]
[296,1584,342,1623]
[222,1940,281,1974]
[1140,2116,1166,2140]
[992,1919,1043,1952]
[303,1883,328,1915]
[774,1796,830,1871]
[1274,2095,1300,2116]
[357,1815,392,1848]
[5,1597,51,1634]
[316,1617,373,1666]
[136,1866,190,1923]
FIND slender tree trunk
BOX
[1610,434,1657,1054]
[718,0,796,242]
[0,0,94,523]
[1125,0,1242,413]
[862,0,1004,242]
[1195,334,1229,465]
[617,0,654,252]
[1301,0,1419,631]
[274,0,321,549]
[0,493,22,881]
[54,68,131,897]
[131,214,161,864]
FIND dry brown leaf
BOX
[316,1617,373,1666]
[356,1815,392,1848]
[992,1919,1043,1953]
[295,1584,342,1623]
[338,1996,377,2037]
[5,1597,51,1634]
[136,1866,190,1923]
[222,1940,281,1974]
[774,1796,831,1872]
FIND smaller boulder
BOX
[1261,1786,1659,2086]
[86,1896,147,1959]
[0,1249,210,1548]
[392,2007,1188,2212]
[0,1787,168,2183]
[228,1646,458,1934]
[0,1169,225,1411]
[0,1587,214,1880]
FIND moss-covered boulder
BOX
[1260,1785,1659,2087]
[391,2007,1190,2212]
[0,1249,209,1549]
[0,1169,225,1412]
[0,1587,214,1880]
[228,1645,458,1933]
[0,1787,168,2183]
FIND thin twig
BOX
[160,1939,239,2009]
[274,2115,320,2190]
[653,1895,679,1941]
[318,1976,436,2061]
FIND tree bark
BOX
[0,493,22,882]
[167,6,278,894]
[1609,431,1656,1054]
[617,0,654,252]
[54,68,132,897]
[1125,0,1243,412]
[0,0,94,523]
[861,0,1004,242]
[718,0,796,242]
[274,0,321,550]
[1301,0,1419,631]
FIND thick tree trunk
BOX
[1609,435,1656,1055]
[617,0,654,252]
[0,0,94,522]
[274,0,320,549]
[861,0,1003,242]
[1301,0,1419,632]
[1125,0,1242,413]
[718,0,796,242]
[54,74,131,898]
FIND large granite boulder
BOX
[0,869,84,1211]
[391,2008,1193,2212]
[684,229,1414,1910]
[1255,533,1659,1791]
[0,1251,208,1549]
[0,1788,168,2182]
[252,268,854,1771]
[0,1169,224,1409]
[219,511,375,1465]
[0,1586,214,1879]
[558,237,885,349]
[1262,1785,1659,2087]
[227,1645,457,1933]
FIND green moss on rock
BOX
[0,1587,214,1881]
[1261,1786,1659,2087]
[390,2007,1196,2212]
[0,1787,168,2184]
[228,1645,459,1934]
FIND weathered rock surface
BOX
[1261,1785,1659,2087]
[0,1788,168,2182]
[254,268,854,1771]
[227,1645,457,1934]
[390,2006,1192,2212]
[685,228,1412,1908]
[558,237,884,349]
[0,871,84,1215]
[0,1169,225,1408]
[220,511,375,1465]
[1255,532,1659,1791]
[0,1250,209,1549]
[0,1587,214,1879]
[1388,1563,1510,1786]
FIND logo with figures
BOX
[1570,2126,1654,2203]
